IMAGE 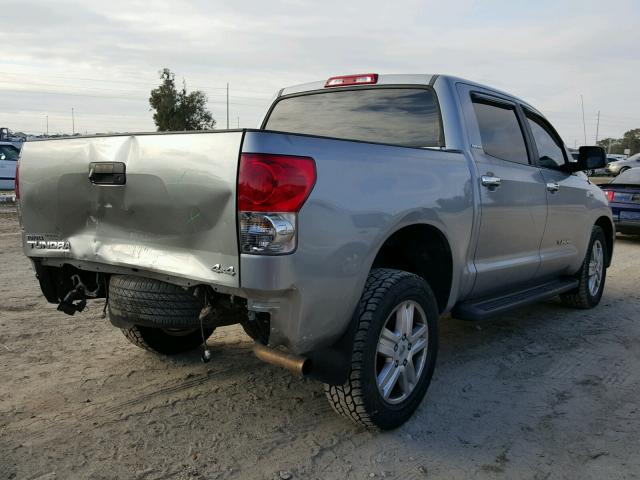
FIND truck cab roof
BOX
[279,73,541,116]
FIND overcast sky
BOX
[2,0,639,146]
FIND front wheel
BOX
[561,225,608,308]
[324,269,439,430]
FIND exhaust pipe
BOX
[253,343,311,376]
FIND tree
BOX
[598,137,622,154]
[597,128,640,155]
[149,68,216,131]
[621,128,640,155]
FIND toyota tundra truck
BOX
[17,73,613,429]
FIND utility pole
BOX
[226,83,229,129]
[72,108,75,135]
[46,115,49,136]
[237,116,240,128]
[595,110,600,143]
[580,95,586,145]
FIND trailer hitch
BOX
[57,274,101,316]
[57,286,87,315]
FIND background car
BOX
[601,168,640,234]
[0,142,20,190]
[605,152,640,176]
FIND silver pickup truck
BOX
[18,73,613,429]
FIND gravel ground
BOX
[1,207,639,480]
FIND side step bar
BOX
[452,278,579,321]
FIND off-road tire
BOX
[109,275,213,355]
[121,325,212,355]
[324,269,439,430]
[561,226,607,309]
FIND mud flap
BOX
[306,313,359,386]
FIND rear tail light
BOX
[605,190,615,202]
[15,160,20,200]
[238,154,316,212]
[239,212,296,254]
[238,153,316,254]
[325,73,378,88]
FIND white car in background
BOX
[0,142,20,190]
[606,153,640,176]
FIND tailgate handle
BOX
[88,162,126,185]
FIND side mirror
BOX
[564,146,606,173]
[0,153,5,161]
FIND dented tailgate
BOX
[19,131,243,288]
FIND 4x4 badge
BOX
[211,264,236,276]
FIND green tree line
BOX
[598,128,640,156]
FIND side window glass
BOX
[526,115,566,169]
[472,99,529,165]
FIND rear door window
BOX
[264,88,442,148]
[472,99,529,165]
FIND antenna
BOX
[580,95,586,145]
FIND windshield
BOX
[264,87,442,148]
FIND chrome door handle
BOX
[481,175,502,188]
[546,182,560,193]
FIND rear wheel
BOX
[324,269,439,430]
[561,226,607,308]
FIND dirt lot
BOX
[1,207,639,480]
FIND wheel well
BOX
[371,224,453,313]
[595,216,614,267]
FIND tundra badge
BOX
[26,234,71,251]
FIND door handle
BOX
[546,182,560,193]
[88,162,126,185]
[481,175,502,189]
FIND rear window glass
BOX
[0,145,19,161]
[612,168,640,184]
[264,88,442,148]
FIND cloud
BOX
[1,0,639,144]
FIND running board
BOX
[452,278,579,321]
